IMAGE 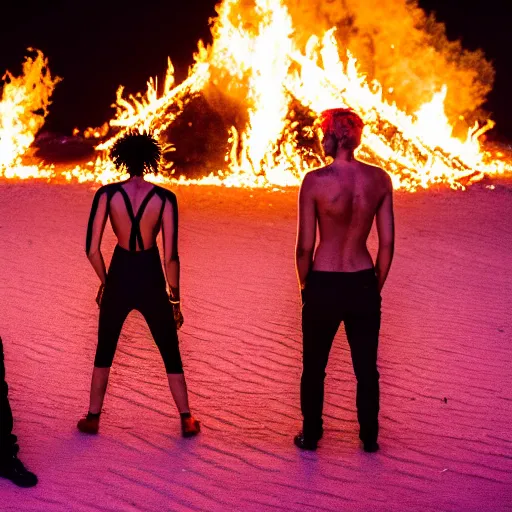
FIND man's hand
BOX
[96,283,105,308]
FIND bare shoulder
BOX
[357,161,392,190]
[94,182,118,199]
[299,168,325,201]
[154,184,177,203]
[301,165,333,188]
[310,164,335,180]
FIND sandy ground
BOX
[0,181,511,511]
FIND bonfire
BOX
[0,0,511,190]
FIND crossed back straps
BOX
[117,186,159,251]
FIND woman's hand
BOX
[96,283,105,308]
[172,303,184,330]
[300,282,308,306]
[169,295,184,329]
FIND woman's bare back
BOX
[86,179,179,260]
[109,180,164,251]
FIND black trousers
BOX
[301,269,381,443]
[0,337,18,462]
[95,245,183,374]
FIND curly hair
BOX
[319,108,364,151]
[110,131,161,176]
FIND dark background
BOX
[1,0,511,140]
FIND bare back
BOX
[109,180,164,251]
[86,180,179,261]
[308,161,391,272]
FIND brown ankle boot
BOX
[77,413,100,434]
[181,416,200,438]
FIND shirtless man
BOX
[294,108,395,452]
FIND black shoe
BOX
[0,456,38,487]
[294,430,323,451]
[363,440,379,453]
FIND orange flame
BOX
[0,49,60,179]
[1,1,511,190]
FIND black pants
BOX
[95,245,184,374]
[0,337,18,462]
[301,269,381,443]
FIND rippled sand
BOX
[0,182,511,511]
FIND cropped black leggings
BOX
[94,245,183,374]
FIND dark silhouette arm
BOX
[85,187,109,285]
[161,191,180,300]
[375,175,395,291]
[295,173,316,292]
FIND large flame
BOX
[0,49,60,179]
[1,0,511,190]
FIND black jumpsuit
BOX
[86,183,183,374]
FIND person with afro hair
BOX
[79,131,200,438]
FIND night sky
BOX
[1,0,511,140]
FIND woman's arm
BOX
[161,191,180,300]
[161,191,183,328]
[85,187,109,285]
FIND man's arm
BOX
[85,188,108,285]
[375,174,395,291]
[161,192,180,300]
[295,173,316,292]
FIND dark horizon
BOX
[1,0,511,141]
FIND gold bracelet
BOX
[169,299,181,305]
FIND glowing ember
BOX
[1,1,511,190]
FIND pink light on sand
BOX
[0,182,511,510]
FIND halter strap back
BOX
[118,185,158,251]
